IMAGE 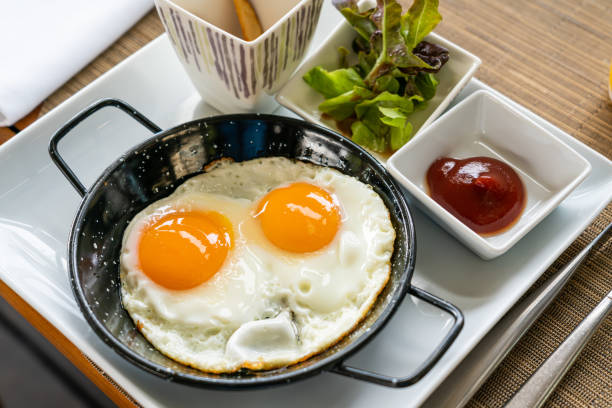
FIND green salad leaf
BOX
[355,91,416,118]
[305,0,449,153]
[373,74,400,93]
[389,123,413,150]
[351,120,388,152]
[402,0,442,50]
[415,72,439,100]
[378,106,408,127]
[303,66,365,98]
[319,86,374,121]
[378,107,414,150]
[333,0,377,41]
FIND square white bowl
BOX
[276,19,481,160]
[387,90,592,260]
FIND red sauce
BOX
[426,156,525,235]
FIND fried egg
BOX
[120,157,395,373]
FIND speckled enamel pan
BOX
[49,98,463,389]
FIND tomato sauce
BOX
[426,156,526,235]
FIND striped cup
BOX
[154,0,324,113]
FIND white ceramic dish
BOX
[276,20,481,160]
[387,90,592,259]
[0,8,610,408]
[155,0,323,113]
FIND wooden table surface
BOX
[1,1,610,407]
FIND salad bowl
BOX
[276,19,480,161]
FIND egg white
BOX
[120,157,395,372]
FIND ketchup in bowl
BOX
[426,156,525,235]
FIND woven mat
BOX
[38,2,611,407]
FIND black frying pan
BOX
[49,99,463,389]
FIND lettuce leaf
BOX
[352,91,419,151]
[401,0,442,50]
[356,51,377,76]
[303,66,365,98]
[332,0,377,41]
[415,72,439,100]
[389,123,413,150]
[355,91,416,118]
[351,120,388,152]
[318,86,374,121]
[373,74,400,93]
[378,106,414,149]
[378,106,408,127]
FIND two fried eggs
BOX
[120,157,395,373]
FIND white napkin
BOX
[0,0,153,126]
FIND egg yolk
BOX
[255,182,341,253]
[138,211,232,290]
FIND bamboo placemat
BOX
[4,1,612,407]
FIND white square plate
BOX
[276,20,481,160]
[0,6,610,407]
[388,90,592,259]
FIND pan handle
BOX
[329,286,464,387]
[48,98,162,197]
